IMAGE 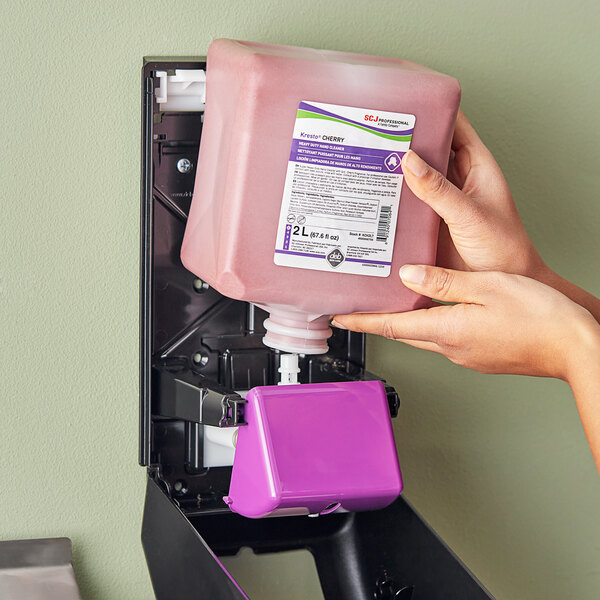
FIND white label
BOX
[274,101,415,277]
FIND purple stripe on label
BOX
[276,249,391,266]
[275,249,326,259]
[283,224,292,250]
[290,139,405,174]
[299,102,414,136]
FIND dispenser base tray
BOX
[142,477,493,600]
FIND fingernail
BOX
[402,150,428,177]
[399,264,427,285]
[330,319,347,330]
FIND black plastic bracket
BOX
[157,371,246,427]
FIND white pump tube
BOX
[278,353,300,385]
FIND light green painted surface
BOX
[1,1,598,598]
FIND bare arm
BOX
[334,112,600,470]
[567,331,600,470]
[537,268,600,324]
[333,266,600,473]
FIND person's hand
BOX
[402,111,600,324]
[333,265,599,381]
[403,111,547,278]
[334,265,600,471]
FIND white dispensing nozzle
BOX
[278,353,300,385]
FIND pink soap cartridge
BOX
[224,380,402,519]
[180,39,461,355]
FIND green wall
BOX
[1,1,598,598]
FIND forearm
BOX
[566,321,600,474]
[538,266,600,324]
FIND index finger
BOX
[332,305,455,342]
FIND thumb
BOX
[399,264,486,304]
[401,150,475,225]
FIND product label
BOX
[274,101,415,277]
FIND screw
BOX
[173,480,187,495]
[193,278,208,292]
[177,158,192,173]
[192,352,208,367]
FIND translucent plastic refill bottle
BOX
[181,39,461,354]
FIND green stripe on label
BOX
[296,109,413,142]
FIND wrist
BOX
[563,314,600,386]
[525,254,553,285]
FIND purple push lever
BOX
[224,380,402,519]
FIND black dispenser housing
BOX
[139,57,493,600]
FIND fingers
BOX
[435,221,467,270]
[331,311,444,353]
[452,110,497,170]
[332,306,452,341]
[399,264,489,304]
[332,267,489,340]
[332,267,498,350]
[401,150,477,226]
[452,110,485,153]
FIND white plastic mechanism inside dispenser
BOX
[203,424,238,467]
[155,69,206,111]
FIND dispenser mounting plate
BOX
[139,57,384,503]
